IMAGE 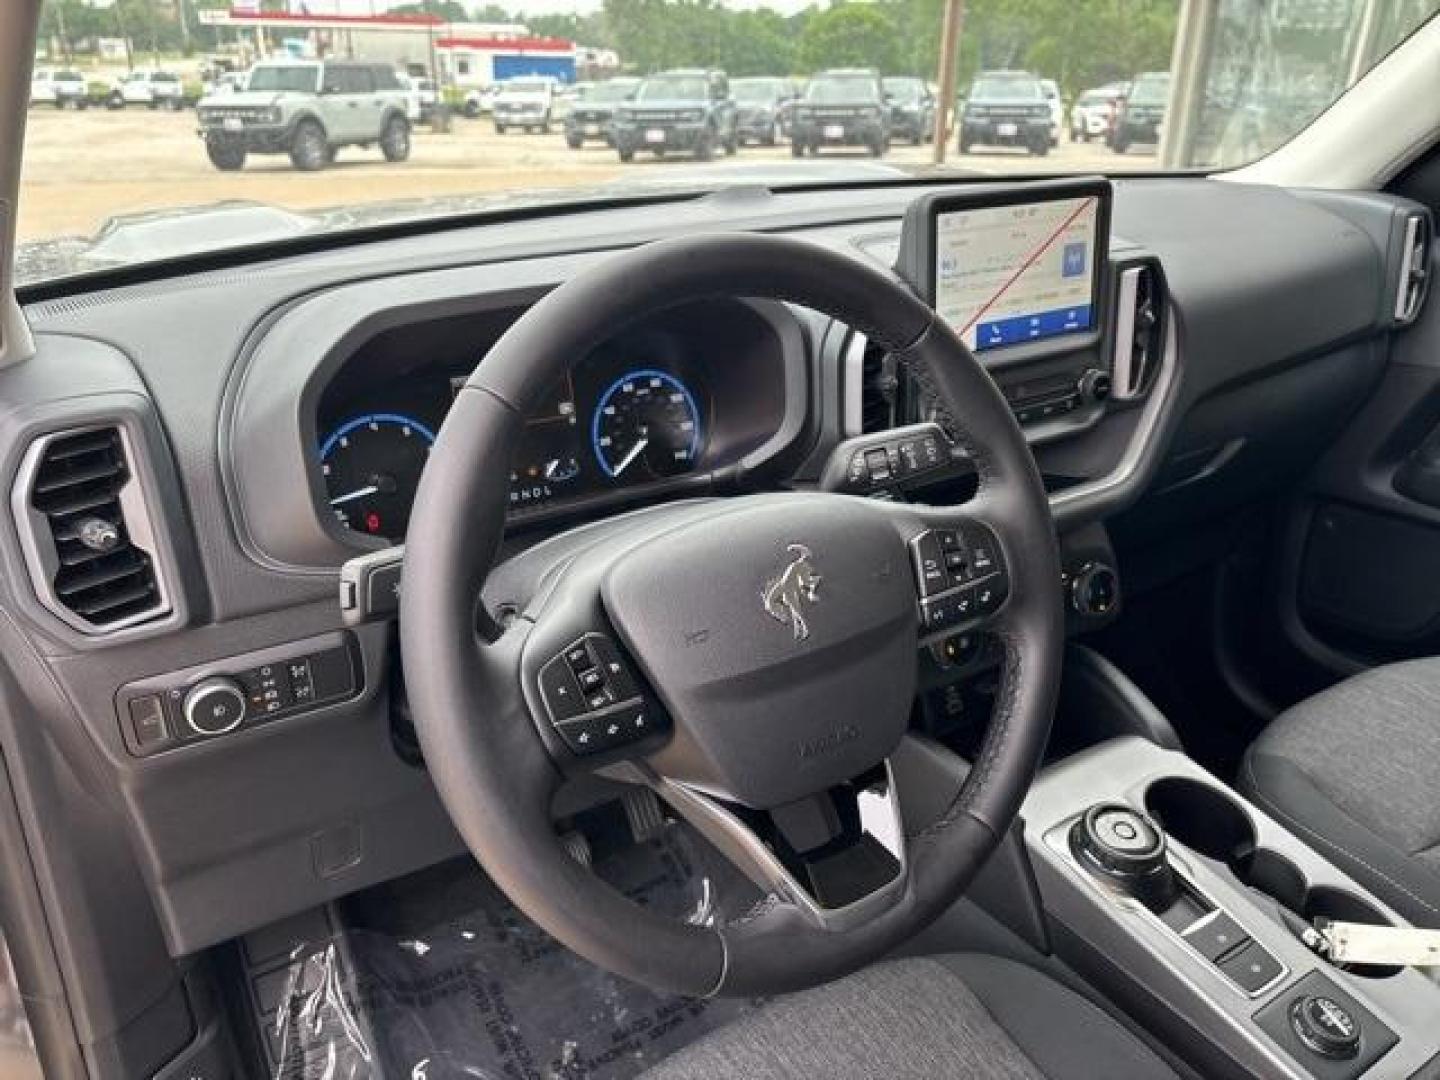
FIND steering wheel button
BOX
[565,644,594,672]
[975,580,1006,615]
[937,529,960,551]
[585,687,614,711]
[579,667,605,692]
[539,658,586,721]
[554,716,603,755]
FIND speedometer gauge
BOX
[591,369,703,481]
[320,412,436,541]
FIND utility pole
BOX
[931,0,965,165]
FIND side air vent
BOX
[13,426,170,633]
[852,339,898,437]
[1111,263,1164,401]
[1395,212,1431,325]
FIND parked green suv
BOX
[791,69,890,157]
[196,60,411,172]
[613,69,738,162]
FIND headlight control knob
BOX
[183,677,247,737]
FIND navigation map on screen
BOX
[934,195,1100,351]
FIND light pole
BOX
[931,0,965,165]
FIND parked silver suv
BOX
[196,60,411,172]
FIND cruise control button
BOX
[912,531,948,597]
[1217,941,1284,994]
[974,578,1007,615]
[554,716,603,755]
[1182,913,1250,963]
[578,667,605,692]
[588,637,639,700]
[565,644,593,672]
[965,528,1000,576]
[864,447,892,482]
[539,659,586,721]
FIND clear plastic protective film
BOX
[267,822,766,1080]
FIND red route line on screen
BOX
[955,196,1097,337]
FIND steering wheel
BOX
[400,233,1064,998]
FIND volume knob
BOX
[182,678,247,737]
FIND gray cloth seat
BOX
[1241,658,1440,928]
[642,954,1177,1079]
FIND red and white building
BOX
[197,7,577,84]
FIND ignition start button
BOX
[1289,994,1361,1060]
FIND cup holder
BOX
[1144,777,1402,978]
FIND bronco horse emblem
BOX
[762,544,823,642]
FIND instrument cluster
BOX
[313,299,797,543]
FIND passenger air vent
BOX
[1395,212,1431,325]
[1111,263,1164,401]
[14,426,170,633]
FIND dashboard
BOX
[2,171,1427,987]
[313,297,801,543]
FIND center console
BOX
[1022,737,1440,1079]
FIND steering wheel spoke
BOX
[654,760,907,933]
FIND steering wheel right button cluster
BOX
[911,523,1009,633]
[538,634,663,756]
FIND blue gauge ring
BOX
[590,369,702,478]
[319,412,438,460]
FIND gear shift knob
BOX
[1070,803,1177,911]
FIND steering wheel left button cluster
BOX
[539,634,662,757]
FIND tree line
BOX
[39,0,1179,102]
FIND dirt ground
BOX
[16,105,1155,244]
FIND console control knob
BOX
[182,677,247,737]
[1070,562,1119,617]
[1070,803,1176,911]
[1079,368,1112,403]
[1289,995,1361,1060]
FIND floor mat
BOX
[268,824,765,1080]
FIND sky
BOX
[308,0,826,18]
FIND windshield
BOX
[16,1,1440,287]
[1129,75,1170,104]
[970,76,1042,101]
[733,79,784,103]
[636,76,708,101]
[883,79,924,102]
[246,66,319,94]
[806,76,878,103]
[584,81,636,103]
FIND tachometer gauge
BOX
[319,413,436,541]
[591,369,703,481]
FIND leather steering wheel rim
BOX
[400,233,1064,997]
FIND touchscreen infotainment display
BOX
[932,194,1101,351]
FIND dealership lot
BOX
[17,107,1157,244]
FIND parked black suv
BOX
[791,68,889,157]
[613,69,738,162]
[882,76,936,145]
[959,70,1053,155]
[564,77,639,149]
[1111,71,1169,152]
[731,77,799,146]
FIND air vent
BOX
[843,334,902,435]
[1395,212,1431,325]
[1111,264,1164,401]
[13,426,170,633]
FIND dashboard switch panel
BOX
[117,633,359,757]
[822,422,960,495]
